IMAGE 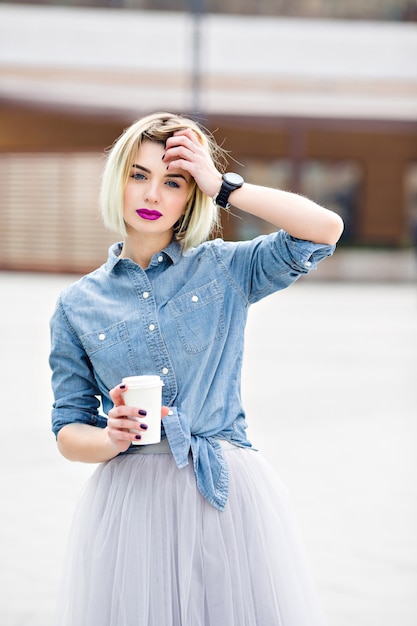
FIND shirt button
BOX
[304,261,312,268]
[162,367,169,375]
[149,324,155,331]
[191,295,199,302]
[98,333,106,341]
[158,255,164,262]
[143,291,150,299]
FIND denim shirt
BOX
[50,231,335,511]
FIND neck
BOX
[120,232,173,268]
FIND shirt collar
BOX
[162,239,183,265]
[105,239,183,273]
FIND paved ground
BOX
[0,270,416,626]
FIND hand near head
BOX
[106,383,169,453]
[163,129,222,199]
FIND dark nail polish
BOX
[140,423,148,430]
[161,154,165,160]
[120,384,126,389]
[138,409,147,416]
[135,434,142,440]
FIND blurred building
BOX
[0,2,416,272]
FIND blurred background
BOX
[0,2,416,626]
[0,0,417,276]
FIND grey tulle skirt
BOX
[54,441,327,626]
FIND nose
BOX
[144,181,160,204]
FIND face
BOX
[123,140,192,246]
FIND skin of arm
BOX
[57,385,170,463]
[57,422,122,463]
[164,129,344,246]
[223,183,344,246]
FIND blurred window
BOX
[300,160,362,244]
[0,153,115,272]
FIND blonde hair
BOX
[100,112,227,250]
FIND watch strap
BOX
[214,174,244,209]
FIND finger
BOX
[165,145,196,169]
[161,406,170,419]
[171,128,200,145]
[166,158,196,178]
[107,416,147,431]
[108,404,148,420]
[165,133,201,157]
[109,383,127,407]
[106,425,142,445]
[173,128,204,147]
[107,415,149,444]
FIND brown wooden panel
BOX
[0,100,128,152]
[361,159,407,244]
[307,128,417,161]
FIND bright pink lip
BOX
[136,209,162,221]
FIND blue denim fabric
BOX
[50,231,335,510]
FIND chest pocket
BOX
[80,321,139,388]
[168,280,225,353]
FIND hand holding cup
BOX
[107,377,168,451]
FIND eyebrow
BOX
[132,163,189,183]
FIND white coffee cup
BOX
[121,375,164,445]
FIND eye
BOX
[166,180,180,188]
[130,172,146,181]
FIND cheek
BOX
[176,196,189,217]
[123,185,136,209]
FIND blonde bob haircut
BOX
[100,112,227,251]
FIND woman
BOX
[50,111,343,626]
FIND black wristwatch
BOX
[213,173,244,209]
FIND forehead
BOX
[134,140,164,160]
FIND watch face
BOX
[223,172,244,186]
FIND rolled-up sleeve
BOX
[49,298,107,438]
[215,230,335,304]
[284,234,336,271]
